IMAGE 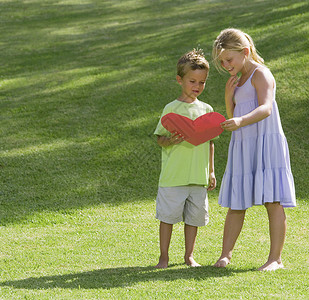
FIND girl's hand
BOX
[221,117,243,131]
[207,172,216,191]
[225,75,239,100]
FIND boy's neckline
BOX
[176,98,198,104]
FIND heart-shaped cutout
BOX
[161,112,225,146]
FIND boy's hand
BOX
[169,132,185,145]
[207,172,216,191]
[157,132,184,147]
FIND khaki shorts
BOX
[155,185,209,227]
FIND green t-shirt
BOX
[154,99,214,187]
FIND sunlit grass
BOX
[0,0,308,299]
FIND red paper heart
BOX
[161,112,225,146]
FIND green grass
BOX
[0,0,308,299]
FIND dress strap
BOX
[249,67,259,79]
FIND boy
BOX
[154,49,216,268]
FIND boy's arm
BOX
[157,132,184,147]
[207,141,216,191]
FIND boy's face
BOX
[177,69,207,103]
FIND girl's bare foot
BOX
[213,257,230,268]
[155,257,168,269]
[258,260,284,271]
[185,256,201,267]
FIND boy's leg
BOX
[155,221,173,269]
[214,208,246,267]
[184,224,200,267]
[258,202,286,271]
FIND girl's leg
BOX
[214,208,246,267]
[258,202,286,271]
[155,221,173,268]
[184,224,200,267]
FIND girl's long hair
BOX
[212,28,264,72]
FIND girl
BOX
[212,28,296,271]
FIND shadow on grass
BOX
[0,265,255,290]
[0,0,307,226]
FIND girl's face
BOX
[176,69,207,103]
[219,49,247,75]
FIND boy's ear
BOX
[176,75,182,85]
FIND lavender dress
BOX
[219,68,296,210]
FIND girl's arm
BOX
[207,141,216,191]
[225,75,238,119]
[222,68,274,131]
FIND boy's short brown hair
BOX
[177,49,210,78]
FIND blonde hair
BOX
[177,48,210,78]
[212,28,264,72]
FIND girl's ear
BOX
[176,75,182,85]
[243,47,250,58]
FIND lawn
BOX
[0,0,308,299]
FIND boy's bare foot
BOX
[258,260,284,271]
[185,256,201,267]
[213,257,230,268]
[155,257,168,269]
